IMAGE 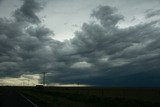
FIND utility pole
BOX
[43,72,46,86]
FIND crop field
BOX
[0,86,160,107]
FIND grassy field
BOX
[1,86,160,107]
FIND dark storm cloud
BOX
[13,0,43,24]
[145,9,160,18]
[47,6,160,87]
[0,0,55,77]
[91,6,124,28]
[0,2,160,87]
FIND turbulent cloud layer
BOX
[0,0,160,86]
[13,0,43,24]
[145,9,160,18]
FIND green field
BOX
[1,86,160,107]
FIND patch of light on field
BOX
[48,83,91,87]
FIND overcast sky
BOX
[0,0,160,86]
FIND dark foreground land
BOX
[0,86,160,107]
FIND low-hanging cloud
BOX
[0,1,160,87]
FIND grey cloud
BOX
[0,0,3,3]
[0,0,55,77]
[91,6,123,28]
[13,0,43,24]
[47,6,160,86]
[156,0,160,3]
[27,26,53,41]
[145,9,160,18]
[0,3,160,87]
